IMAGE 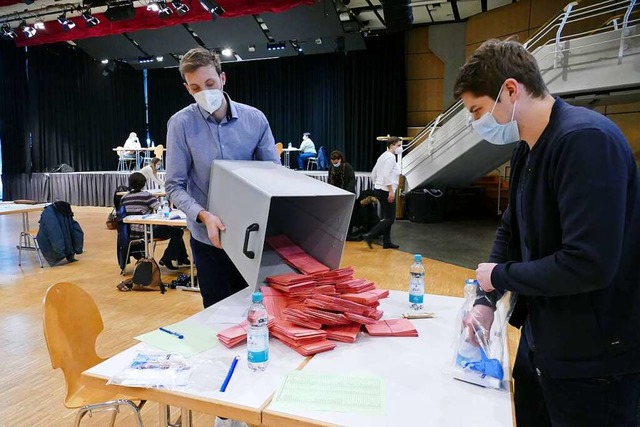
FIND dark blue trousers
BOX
[513,332,640,427]
[190,237,247,308]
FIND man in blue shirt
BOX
[454,39,640,426]
[165,48,280,310]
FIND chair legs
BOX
[18,231,44,268]
[73,399,145,427]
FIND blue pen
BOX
[159,327,184,339]
[219,356,240,392]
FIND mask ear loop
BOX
[490,84,505,115]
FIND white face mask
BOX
[394,146,403,155]
[332,162,341,167]
[193,88,224,114]
[471,84,520,145]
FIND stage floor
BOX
[2,170,371,207]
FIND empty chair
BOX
[43,282,145,426]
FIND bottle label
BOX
[247,328,269,363]
[409,293,424,304]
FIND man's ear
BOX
[504,78,519,100]
[220,71,226,87]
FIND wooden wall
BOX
[405,0,640,158]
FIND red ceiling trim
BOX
[13,0,315,47]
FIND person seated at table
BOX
[120,172,189,270]
[139,157,164,189]
[123,132,141,158]
[297,132,316,170]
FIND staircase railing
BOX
[403,0,639,186]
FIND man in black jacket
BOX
[454,39,640,426]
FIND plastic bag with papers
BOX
[107,351,191,389]
[451,279,516,390]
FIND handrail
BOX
[555,2,578,68]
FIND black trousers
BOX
[367,189,396,245]
[152,225,188,261]
[190,237,248,308]
[513,332,640,427]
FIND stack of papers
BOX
[365,319,419,337]
[266,235,330,275]
[216,316,276,348]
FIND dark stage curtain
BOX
[25,44,145,172]
[147,34,405,171]
[0,41,28,176]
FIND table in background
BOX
[0,202,46,259]
[281,147,301,169]
[113,147,166,171]
[262,291,513,427]
[82,287,307,426]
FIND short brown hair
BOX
[179,48,222,80]
[453,39,548,100]
[386,137,401,148]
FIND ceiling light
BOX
[157,1,173,17]
[172,0,189,15]
[19,20,36,38]
[82,10,100,27]
[156,55,164,62]
[57,13,76,31]
[221,48,232,56]
[147,2,159,11]
[199,0,225,18]
[138,56,155,64]
[101,59,109,64]
[266,41,286,51]
[248,45,255,52]
[1,24,17,40]
[34,20,45,30]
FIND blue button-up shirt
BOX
[165,95,280,245]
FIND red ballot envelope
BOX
[324,322,362,343]
[365,318,419,337]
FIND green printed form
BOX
[269,372,385,415]
[135,319,219,355]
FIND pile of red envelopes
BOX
[216,235,417,356]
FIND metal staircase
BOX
[402,0,640,191]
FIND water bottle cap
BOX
[251,292,263,303]
[465,279,478,286]
[413,254,422,262]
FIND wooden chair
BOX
[275,142,283,159]
[43,282,146,426]
[154,144,165,170]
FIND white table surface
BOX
[83,287,307,422]
[263,291,513,427]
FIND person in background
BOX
[363,137,401,250]
[165,48,279,308]
[121,172,189,270]
[327,150,355,193]
[297,132,316,170]
[123,132,141,158]
[327,150,358,239]
[139,157,164,189]
[455,39,640,427]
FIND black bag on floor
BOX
[406,188,445,223]
[132,258,166,293]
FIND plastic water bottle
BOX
[247,292,269,371]
[409,254,425,310]
[464,279,478,302]
[160,197,170,218]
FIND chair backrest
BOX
[275,142,283,158]
[116,146,125,158]
[43,282,105,405]
[154,144,164,160]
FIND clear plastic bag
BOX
[107,351,191,389]
[451,280,516,390]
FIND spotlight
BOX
[146,2,159,11]
[19,20,36,38]
[172,0,189,15]
[82,10,100,27]
[101,59,109,64]
[248,45,255,52]
[1,24,17,40]
[34,20,45,30]
[57,13,76,31]
[199,0,225,18]
[138,56,155,64]
[221,48,232,56]
[150,1,172,17]
[156,55,164,62]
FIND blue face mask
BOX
[471,84,520,145]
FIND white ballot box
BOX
[208,161,355,290]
